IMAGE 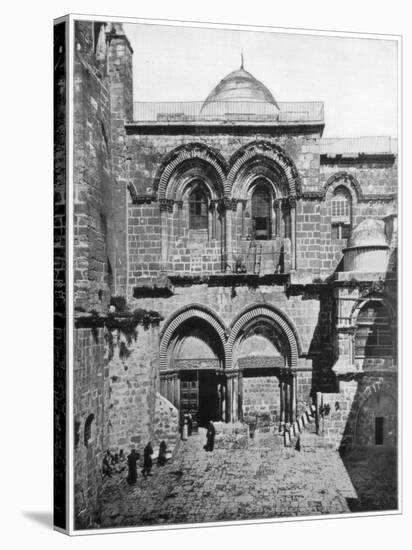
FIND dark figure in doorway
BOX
[142,442,153,477]
[204,421,216,452]
[126,449,140,485]
[157,441,167,466]
[187,412,193,436]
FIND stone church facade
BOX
[66,21,398,527]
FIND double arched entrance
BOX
[159,304,300,429]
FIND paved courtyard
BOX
[100,427,398,528]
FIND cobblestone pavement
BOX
[100,428,379,528]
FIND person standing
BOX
[142,442,153,477]
[187,411,193,436]
[157,441,167,466]
[126,449,140,485]
[204,421,216,452]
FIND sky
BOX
[124,22,398,138]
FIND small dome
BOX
[347,218,388,249]
[201,63,279,117]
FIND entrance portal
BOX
[180,371,225,428]
[161,314,226,427]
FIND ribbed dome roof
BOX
[202,65,279,108]
[347,218,388,249]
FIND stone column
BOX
[224,203,232,271]
[172,373,180,409]
[284,375,289,424]
[238,371,243,421]
[221,384,226,423]
[279,374,285,431]
[290,197,297,271]
[272,199,278,238]
[291,371,297,423]
[226,373,233,422]
[232,374,239,422]
[176,200,183,237]
[159,199,173,272]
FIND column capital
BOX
[225,370,239,378]
[288,196,297,209]
[159,198,174,212]
[221,197,237,211]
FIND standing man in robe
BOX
[204,421,216,452]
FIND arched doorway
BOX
[228,305,300,428]
[160,307,227,428]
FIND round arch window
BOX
[355,301,393,357]
[251,183,272,240]
[189,186,208,230]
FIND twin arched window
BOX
[355,302,393,358]
[331,185,351,240]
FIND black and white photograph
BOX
[53,10,402,537]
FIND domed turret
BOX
[343,218,389,272]
[201,58,279,118]
[347,218,388,249]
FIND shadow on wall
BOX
[342,252,397,510]
[307,285,338,398]
[307,255,398,513]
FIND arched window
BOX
[331,185,351,240]
[189,186,208,230]
[355,302,393,357]
[84,414,95,447]
[252,183,271,240]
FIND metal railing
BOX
[320,136,398,155]
[131,101,324,123]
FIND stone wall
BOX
[318,374,397,450]
[126,132,322,279]
[73,327,106,529]
[153,393,179,450]
[125,132,397,282]
[106,25,133,295]
[105,324,159,452]
[242,375,280,421]
[54,20,67,530]
[126,132,321,196]
[72,21,140,529]
[130,284,320,356]
[73,22,112,312]
[320,159,398,196]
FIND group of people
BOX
[102,449,126,478]
[104,418,217,485]
[126,440,169,485]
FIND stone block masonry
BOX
[67,18,398,529]
[105,324,160,451]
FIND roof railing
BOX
[320,137,398,155]
[131,101,324,123]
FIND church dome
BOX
[343,218,389,273]
[201,62,279,117]
[347,218,388,250]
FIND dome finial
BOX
[240,52,244,69]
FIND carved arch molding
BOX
[159,304,301,371]
[151,141,301,202]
